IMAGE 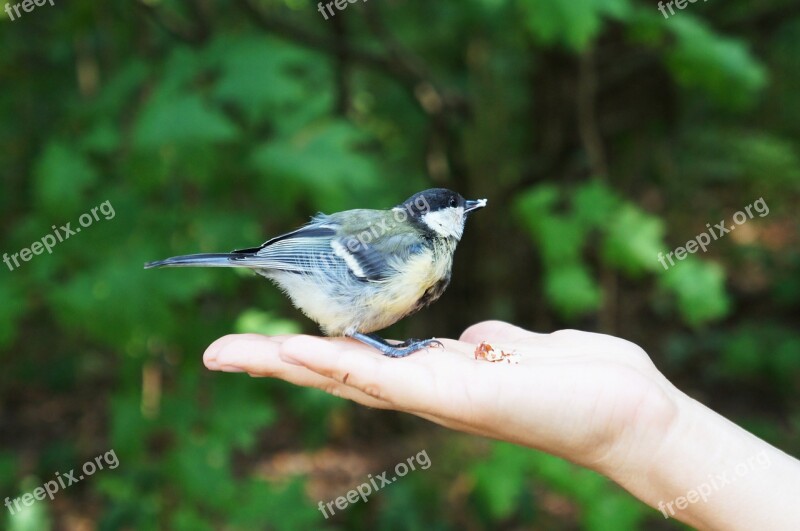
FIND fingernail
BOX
[205,359,220,370]
[219,365,245,373]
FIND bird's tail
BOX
[144,253,255,269]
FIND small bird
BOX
[145,188,486,357]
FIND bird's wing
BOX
[229,222,342,274]
[326,210,425,280]
[230,211,423,282]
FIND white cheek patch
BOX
[421,207,465,240]
[331,240,366,278]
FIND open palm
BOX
[204,320,679,474]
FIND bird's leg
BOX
[347,332,443,358]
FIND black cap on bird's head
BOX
[397,188,487,240]
[400,188,487,217]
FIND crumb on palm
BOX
[474,341,521,364]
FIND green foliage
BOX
[0,276,26,349]
[721,325,800,388]
[515,181,730,324]
[659,258,730,326]
[519,0,632,50]
[134,93,239,149]
[665,15,768,109]
[1,0,798,529]
[470,442,650,529]
[33,143,99,216]
[235,309,303,336]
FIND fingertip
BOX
[204,334,241,370]
[204,333,277,371]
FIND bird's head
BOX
[398,188,487,240]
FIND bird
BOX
[145,188,487,357]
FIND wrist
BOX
[605,386,799,529]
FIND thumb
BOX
[460,320,534,344]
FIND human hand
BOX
[204,322,800,529]
[203,321,680,477]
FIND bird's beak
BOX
[465,198,487,213]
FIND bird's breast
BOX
[265,239,457,336]
[357,240,455,330]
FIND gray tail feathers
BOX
[144,253,255,269]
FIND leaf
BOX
[545,263,603,317]
[230,479,320,531]
[471,443,531,520]
[520,0,632,50]
[659,258,730,325]
[235,309,302,336]
[572,181,621,228]
[514,185,586,266]
[535,215,587,267]
[583,492,648,530]
[250,120,378,212]
[207,380,276,451]
[665,15,767,109]
[210,35,319,124]
[602,205,666,276]
[133,94,238,149]
[514,184,560,231]
[33,142,98,216]
[81,121,121,154]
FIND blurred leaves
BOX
[134,94,238,149]
[515,181,730,324]
[33,143,98,216]
[235,309,302,336]
[659,259,730,326]
[251,120,380,212]
[665,15,768,109]
[721,324,800,389]
[470,442,649,529]
[519,0,632,50]
[1,0,798,529]
[0,275,26,349]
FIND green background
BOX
[1,0,798,529]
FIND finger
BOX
[204,333,296,370]
[460,320,539,344]
[278,335,460,413]
[205,334,401,409]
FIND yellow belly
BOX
[268,243,455,336]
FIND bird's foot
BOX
[348,333,443,358]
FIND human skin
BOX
[203,321,800,530]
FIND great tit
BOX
[145,188,487,357]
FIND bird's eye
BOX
[449,197,457,207]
